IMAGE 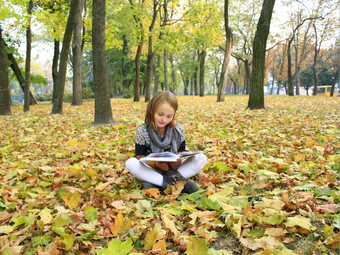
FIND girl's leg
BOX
[177,153,207,179]
[125,158,164,186]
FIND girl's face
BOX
[154,102,175,131]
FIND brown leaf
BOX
[0,211,13,222]
[143,188,161,199]
[315,204,340,214]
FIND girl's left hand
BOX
[170,159,182,167]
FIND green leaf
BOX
[85,206,98,223]
[11,215,26,228]
[201,197,222,211]
[32,235,52,247]
[95,238,133,255]
[248,230,264,237]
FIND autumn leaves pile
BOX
[0,96,339,254]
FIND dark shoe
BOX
[165,168,185,181]
[161,175,176,191]
[182,181,198,194]
[143,181,159,190]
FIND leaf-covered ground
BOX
[0,95,339,255]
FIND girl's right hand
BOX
[155,162,169,172]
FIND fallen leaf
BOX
[160,209,180,237]
[143,188,160,199]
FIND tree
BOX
[72,0,84,105]
[92,0,114,124]
[144,0,160,102]
[129,0,145,102]
[0,28,12,115]
[217,0,232,102]
[287,15,318,96]
[24,0,33,112]
[247,0,275,110]
[52,0,80,114]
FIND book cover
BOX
[139,151,204,162]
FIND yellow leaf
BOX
[160,209,180,237]
[61,192,82,209]
[144,230,158,250]
[294,153,305,163]
[152,240,167,255]
[39,208,53,224]
[110,212,132,236]
[285,217,312,230]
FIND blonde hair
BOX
[145,91,178,130]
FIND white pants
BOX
[125,154,207,187]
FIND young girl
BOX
[125,91,207,194]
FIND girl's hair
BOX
[145,91,178,130]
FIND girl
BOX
[125,91,207,194]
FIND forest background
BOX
[0,0,339,111]
[0,0,339,254]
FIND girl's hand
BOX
[155,162,170,172]
[170,159,182,167]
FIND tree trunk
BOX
[0,28,12,115]
[330,68,339,97]
[122,35,128,96]
[92,0,113,124]
[312,23,319,96]
[145,35,154,102]
[170,54,177,95]
[194,51,199,95]
[247,0,275,110]
[199,50,206,97]
[72,0,84,106]
[6,43,36,104]
[24,0,33,112]
[133,36,143,101]
[153,55,160,95]
[217,0,232,102]
[52,0,80,114]
[287,39,294,96]
[52,38,59,101]
[244,59,251,94]
[163,49,169,91]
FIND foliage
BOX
[0,96,338,254]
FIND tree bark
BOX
[72,0,84,106]
[52,0,80,114]
[163,49,169,91]
[52,38,60,101]
[170,54,177,95]
[0,28,12,115]
[217,0,232,102]
[330,68,339,97]
[247,0,275,110]
[6,44,36,104]
[24,0,33,112]
[153,55,160,95]
[122,35,128,96]
[199,50,206,97]
[194,54,198,95]
[92,0,113,124]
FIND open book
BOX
[139,151,204,162]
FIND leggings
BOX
[125,154,207,187]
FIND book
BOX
[139,151,204,162]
